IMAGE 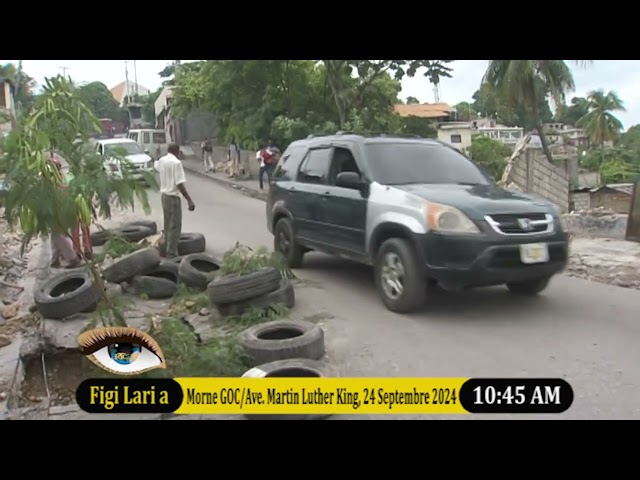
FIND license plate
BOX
[519,243,549,264]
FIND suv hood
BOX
[126,153,152,164]
[393,183,556,217]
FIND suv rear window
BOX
[365,142,490,186]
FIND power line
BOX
[57,66,70,76]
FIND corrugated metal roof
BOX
[590,183,634,195]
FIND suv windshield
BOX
[365,142,491,186]
[105,142,143,156]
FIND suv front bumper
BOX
[413,227,569,287]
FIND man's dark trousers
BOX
[162,194,182,258]
[259,164,274,190]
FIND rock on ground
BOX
[567,237,640,290]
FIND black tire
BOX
[178,233,206,255]
[374,238,426,313]
[123,220,158,235]
[218,280,295,317]
[274,217,304,268]
[129,275,178,299]
[239,319,324,365]
[178,253,222,290]
[101,247,161,283]
[90,225,153,247]
[157,259,180,277]
[208,267,281,306]
[242,359,332,421]
[157,233,206,257]
[34,269,102,320]
[114,225,153,243]
[507,276,552,295]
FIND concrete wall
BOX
[562,212,628,239]
[505,146,570,212]
[590,191,631,214]
[570,192,591,211]
[437,126,473,151]
[190,142,261,178]
[182,112,218,144]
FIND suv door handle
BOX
[323,191,330,195]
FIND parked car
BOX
[266,134,569,313]
[127,129,168,160]
[94,138,154,183]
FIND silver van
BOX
[127,129,168,160]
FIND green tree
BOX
[322,60,453,127]
[472,79,553,130]
[554,96,589,125]
[454,101,477,121]
[467,135,512,179]
[0,62,36,115]
[481,60,589,163]
[2,76,156,326]
[77,81,126,124]
[577,89,625,147]
[405,96,420,104]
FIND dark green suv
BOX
[266,134,569,313]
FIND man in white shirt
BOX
[154,144,195,258]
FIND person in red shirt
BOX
[49,156,82,268]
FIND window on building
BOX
[450,134,462,144]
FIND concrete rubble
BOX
[563,207,628,240]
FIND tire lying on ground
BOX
[91,225,154,247]
[241,359,332,421]
[35,269,102,320]
[218,280,295,317]
[178,253,222,290]
[157,233,206,257]
[123,220,158,236]
[157,258,181,276]
[129,264,179,299]
[239,319,324,365]
[208,267,281,306]
[102,248,161,283]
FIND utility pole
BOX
[133,60,139,96]
[124,60,131,104]
[57,66,70,76]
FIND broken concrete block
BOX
[42,314,92,350]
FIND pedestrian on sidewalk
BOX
[228,137,241,178]
[201,137,215,173]
[155,143,196,259]
[257,144,277,190]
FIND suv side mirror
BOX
[336,172,364,190]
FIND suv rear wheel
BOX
[506,276,551,295]
[375,238,426,313]
[274,217,304,268]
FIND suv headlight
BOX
[425,201,480,234]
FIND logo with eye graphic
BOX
[78,326,166,376]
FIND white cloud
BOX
[3,60,638,129]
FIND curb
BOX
[1,235,50,420]
[182,164,267,202]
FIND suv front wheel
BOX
[374,238,426,313]
[274,217,304,268]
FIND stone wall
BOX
[570,192,591,211]
[562,208,628,239]
[590,191,632,214]
[189,142,261,178]
[501,138,569,212]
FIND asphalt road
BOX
[142,172,640,420]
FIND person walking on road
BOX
[228,138,241,178]
[155,143,196,259]
[257,144,278,190]
[201,137,215,173]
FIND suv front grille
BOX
[484,213,554,235]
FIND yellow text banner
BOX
[174,377,469,415]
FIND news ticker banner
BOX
[75,377,574,415]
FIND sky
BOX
[3,60,640,129]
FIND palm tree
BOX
[481,60,590,163]
[576,89,625,147]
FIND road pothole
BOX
[19,349,102,408]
